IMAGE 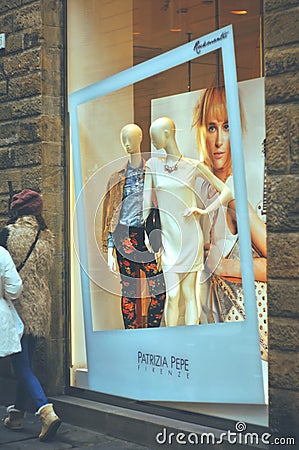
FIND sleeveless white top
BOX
[199,175,237,258]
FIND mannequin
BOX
[144,117,232,326]
[102,124,166,329]
[107,124,142,273]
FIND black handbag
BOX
[145,207,162,253]
[209,239,268,361]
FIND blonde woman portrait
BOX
[192,86,268,363]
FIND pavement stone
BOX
[0,406,153,450]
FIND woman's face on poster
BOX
[206,116,230,172]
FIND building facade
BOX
[0,0,298,442]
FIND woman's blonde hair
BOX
[192,86,246,174]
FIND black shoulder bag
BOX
[17,228,41,272]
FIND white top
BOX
[145,156,204,273]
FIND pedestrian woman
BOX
[0,246,23,358]
[0,189,62,441]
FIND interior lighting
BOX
[230,10,248,15]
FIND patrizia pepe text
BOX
[137,351,190,379]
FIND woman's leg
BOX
[181,272,199,325]
[164,272,181,327]
[13,332,37,411]
[11,334,48,411]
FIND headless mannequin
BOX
[107,124,143,272]
[144,117,232,326]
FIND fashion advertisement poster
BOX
[151,77,267,341]
[70,26,267,404]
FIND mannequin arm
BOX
[144,168,160,253]
[101,180,111,252]
[197,162,233,213]
[155,248,163,272]
[143,169,153,221]
[184,163,232,217]
[144,231,154,253]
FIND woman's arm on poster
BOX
[211,199,267,281]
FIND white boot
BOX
[36,403,61,441]
[4,405,25,430]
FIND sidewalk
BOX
[0,405,152,450]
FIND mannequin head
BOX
[150,117,176,151]
[120,124,142,155]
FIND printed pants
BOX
[114,225,166,329]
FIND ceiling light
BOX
[170,28,182,32]
[230,10,248,15]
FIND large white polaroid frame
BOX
[69,25,265,403]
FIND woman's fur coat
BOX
[6,215,55,337]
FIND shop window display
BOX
[68,0,267,426]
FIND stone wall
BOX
[0,0,66,398]
[264,0,299,437]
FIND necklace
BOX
[164,155,182,173]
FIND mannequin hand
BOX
[144,231,154,253]
[107,249,118,273]
[183,207,208,217]
[204,243,210,258]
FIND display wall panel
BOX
[68,0,267,426]
[69,25,265,404]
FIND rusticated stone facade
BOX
[265,0,299,438]
[0,0,66,399]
